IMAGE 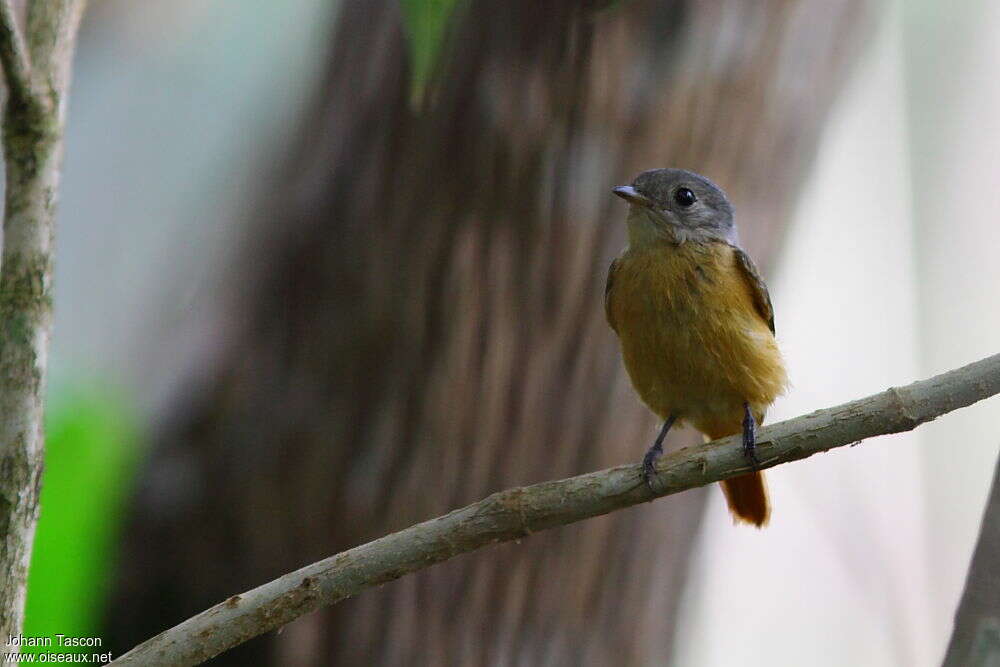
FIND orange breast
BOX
[608,240,787,437]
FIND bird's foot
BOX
[642,442,663,491]
[742,402,760,469]
[642,415,677,492]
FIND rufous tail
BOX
[701,432,770,527]
[720,473,770,527]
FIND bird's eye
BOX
[674,187,696,207]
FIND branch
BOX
[0,0,85,645]
[942,451,1000,666]
[0,0,32,105]
[109,352,1000,666]
[26,0,86,109]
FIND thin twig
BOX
[109,352,1000,667]
[0,0,33,104]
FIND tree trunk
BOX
[0,0,85,644]
[107,0,872,663]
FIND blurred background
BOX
[16,0,1000,664]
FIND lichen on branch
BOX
[0,0,85,646]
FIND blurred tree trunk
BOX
[943,455,1000,667]
[107,0,872,664]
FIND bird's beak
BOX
[613,185,654,208]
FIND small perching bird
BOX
[605,168,788,527]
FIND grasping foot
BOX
[643,414,677,491]
[742,401,760,469]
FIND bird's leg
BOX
[742,401,760,469]
[643,414,677,491]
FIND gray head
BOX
[613,168,737,245]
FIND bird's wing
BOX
[604,257,620,333]
[732,246,775,334]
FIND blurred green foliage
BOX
[400,0,461,101]
[21,385,138,658]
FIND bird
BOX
[604,168,788,527]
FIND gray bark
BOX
[0,0,84,644]
[943,453,1000,667]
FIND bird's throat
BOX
[625,207,680,248]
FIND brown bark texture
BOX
[106,0,872,664]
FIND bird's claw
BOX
[641,415,675,493]
[742,402,760,469]
[642,449,660,490]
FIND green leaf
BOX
[399,0,462,103]
[21,384,139,658]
